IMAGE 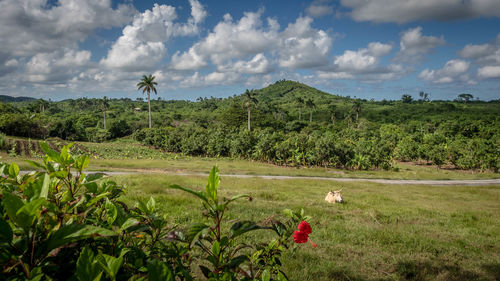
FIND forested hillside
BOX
[1,80,499,170]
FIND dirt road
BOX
[95,170,500,186]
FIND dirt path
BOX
[94,170,500,186]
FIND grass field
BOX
[112,172,500,281]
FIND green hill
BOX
[0,95,37,103]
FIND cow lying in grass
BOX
[325,190,343,204]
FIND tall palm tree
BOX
[296,96,304,120]
[137,74,158,128]
[328,103,337,125]
[100,96,109,130]
[352,100,362,121]
[305,98,316,122]
[243,89,258,131]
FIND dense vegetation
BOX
[1,80,499,171]
[0,144,307,280]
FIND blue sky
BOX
[1,0,500,101]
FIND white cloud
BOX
[0,0,135,57]
[171,12,332,70]
[458,33,500,79]
[26,49,92,83]
[218,54,273,74]
[306,0,334,18]
[317,42,402,82]
[341,0,500,23]
[171,47,208,70]
[395,27,445,63]
[477,66,500,79]
[278,17,332,68]
[419,59,470,83]
[101,1,207,71]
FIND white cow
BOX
[325,189,343,204]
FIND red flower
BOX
[298,221,312,234]
[293,221,317,247]
[293,230,308,243]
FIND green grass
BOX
[3,151,499,180]
[112,173,500,281]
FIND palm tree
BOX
[243,89,258,131]
[352,100,362,121]
[296,96,304,120]
[328,103,337,125]
[100,96,109,130]
[137,74,158,128]
[38,99,49,113]
[305,98,316,122]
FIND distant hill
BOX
[254,80,340,105]
[0,95,37,103]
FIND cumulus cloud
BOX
[341,0,500,23]
[477,66,500,79]
[306,0,334,18]
[278,17,332,68]
[317,42,401,81]
[101,0,207,71]
[458,34,500,79]
[218,54,273,74]
[395,27,445,63]
[419,59,471,83]
[0,0,135,57]
[170,11,332,71]
[172,10,280,69]
[26,49,92,84]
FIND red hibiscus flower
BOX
[293,230,308,243]
[293,221,317,248]
[298,221,312,234]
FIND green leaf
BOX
[229,221,265,239]
[147,260,174,281]
[8,162,19,178]
[226,255,248,269]
[186,223,209,244]
[97,254,123,280]
[76,247,103,281]
[86,192,111,207]
[277,271,289,281]
[169,184,208,203]
[146,197,156,213]
[46,224,116,252]
[3,192,25,227]
[105,199,117,225]
[120,218,139,232]
[16,198,46,229]
[205,166,220,202]
[84,173,105,185]
[40,173,50,199]
[40,142,61,162]
[261,269,270,281]
[76,155,90,171]
[212,241,220,258]
[0,218,13,244]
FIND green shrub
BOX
[0,143,305,280]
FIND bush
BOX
[0,133,7,151]
[0,143,306,280]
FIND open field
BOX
[112,173,500,281]
[3,152,499,180]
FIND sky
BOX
[1,0,500,101]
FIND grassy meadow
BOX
[112,173,500,281]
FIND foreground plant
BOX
[0,143,309,280]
